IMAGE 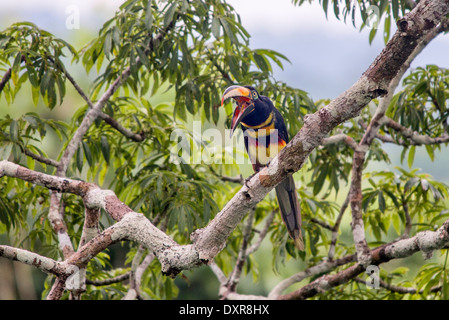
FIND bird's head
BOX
[221,85,259,137]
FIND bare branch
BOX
[328,194,350,260]
[226,208,255,294]
[349,146,372,266]
[402,201,413,238]
[279,219,449,299]
[210,261,228,286]
[322,133,359,150]
[354,277,442,294]
[123,245,146,300]
[220,174,244,184]
[97,112,146,142]
[0,67,12,94]
[381,116,449,145]
[47,278,68,300]
[310,218,333,231]
[86,273,130,286]
[246,210,275,255]
[48,191,74,258]
[79,207,101,248]
[0,245,68,276]
[269,254,356,298]
[23,148,60,167]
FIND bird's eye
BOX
[252,91,257,98]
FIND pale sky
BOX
[0,0,447,99]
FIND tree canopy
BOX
[1,0,449,300]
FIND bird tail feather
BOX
[275,175,304,251]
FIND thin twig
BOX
[328,194,350,261]
[23,148,60,167]
[246,210,275,255]
[310,218,333,230]
[354,277,441,294]
[322,133,359,150]
[225,207,256,294]
[86,273,130,286]
[0,67,12,94]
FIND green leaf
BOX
[145,0,154,31]
[164,2,177,28]
[425,144,435,162]
[414,81,428,96]
[76,144,84,172]
[45,78,57,109]
[136,46,151,71]
[322,0,329,17]
[404,177,419,193]
[112,26,121,46]
[378,190,386,213]
[407,145,415,169]
[253,52,269,73]
[368,26,377,44]
[313,164,328,195]
[82,141,93,167]
[11,52,22,86]
[435,88,446,111]
[100,135,110,164]
[211,16,221,38]
[104,31,112,59]
[384,189,399,208]
[443,269,449,300]
[40,70,51,96]
[9,119,19,142]
[219,17,237,44]
[25,63,38,87]
[31,82,39,106]
[11,144,21,162]
[364,191,378,212]
[169,45,178,73]
[383,13,391,44]
[421,179,429,192]
[203,200,211,222]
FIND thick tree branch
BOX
[79,207,101,248]
[345,6,448,268]
[349,146,372,266]
[0,245,69,276]
[48,192,74,258]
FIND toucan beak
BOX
[221,85,255,137]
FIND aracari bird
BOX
[221,85,304,251]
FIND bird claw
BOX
[244,173,256,188]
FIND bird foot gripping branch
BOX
[221,85,304,251]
